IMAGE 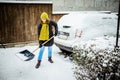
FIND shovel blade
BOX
[16,49,35,61]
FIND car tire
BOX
[59,48,73,59]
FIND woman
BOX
[35,12,58,69]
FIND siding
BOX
[0,3,53,43]
[52,0,119,12]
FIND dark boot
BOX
[35,60,41,69]
[48,57,54,63]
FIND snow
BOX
[55,13,119,51]
[58,13,118,40]
[52,11,111,14]
[78,36,119,50]
[73,36,120,79]
[0,45,75,80]
[0,37,119,80]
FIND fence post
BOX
[115,0,120,48]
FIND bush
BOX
[73,36,120,80]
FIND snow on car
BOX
[54,12,118,52]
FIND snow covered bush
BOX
[73,36,120,80]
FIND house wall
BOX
[52,0,119,12]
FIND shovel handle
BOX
[42,36,55,46]
[32,47,39,53]
[32,36,55,53]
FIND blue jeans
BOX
[38,46,52,60]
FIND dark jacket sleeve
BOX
[38,24,42,39]
[50,20,58,36]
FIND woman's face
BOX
[41,18,46,23]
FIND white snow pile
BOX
[0,45,75,80]
[73,36,120,80]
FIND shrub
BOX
[73,36,120,80]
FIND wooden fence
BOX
[0,2,64,44]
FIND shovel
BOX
[16,36,55,61]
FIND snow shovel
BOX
[16,36,55,61]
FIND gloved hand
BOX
[53,31,57,36]
[39,41,42,48]
[39,44,42,48]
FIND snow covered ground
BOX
[0,36,119,80]
[0,45,75,80]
